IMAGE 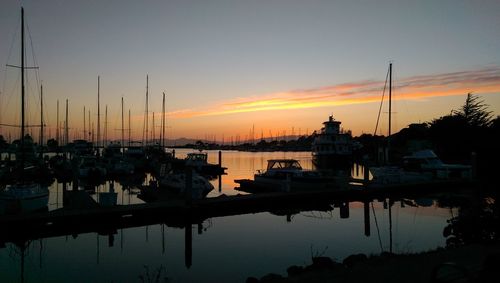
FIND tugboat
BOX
[312,115,353,169]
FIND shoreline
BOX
[248,243,500,283]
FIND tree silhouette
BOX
[453,93,493,128]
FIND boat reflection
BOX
[2,185,489,272]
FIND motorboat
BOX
[368,150,472,188]
[236,159,339,192]
[184,152,225,176]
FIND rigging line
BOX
[27,21,45,125]
[371,202,384,253]
[374,65,390,135]
[26,21,41,90]
[2,12,21,94]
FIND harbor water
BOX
[1,149,460,282]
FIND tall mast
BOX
[388,63,392,163]
[104,105,108,145]
[121,97,124,152]
[162,92,166,148]
[388,63,392,138]
[83,106,86,139]
[56,100,59,144]
[88,110,90,141]
[97,76,101,147]
[21,7,25,166]
[40,84,44,157]
[128,109,131,146]
[65,99,69,145]
[145,75,149,145]
[152,112,155,144]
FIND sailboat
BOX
[367,64,471,188]
[0,8,49,214]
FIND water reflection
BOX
[0,150,493,283]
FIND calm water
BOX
[1,149,458,283]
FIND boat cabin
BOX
[402,150,444,171]
[266,159,302,171]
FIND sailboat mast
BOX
[121,97,124,152]
[56,100,59,144]
[97,76,100,147]
[152,112,155,144]
[104,105,108,145]
[162,92,165,148]
[21,7,25,166]
[145,75,149,145]
[65,99,69,145]
[40,84,44,150]
[88,110,90,141]
[388,63,392,163]
[388,63,392,138]
[128,109,131,146]
[83,106,86,139]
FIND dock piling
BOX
[364,201,370,236]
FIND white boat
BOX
[158,172,214,199]
[0,183,49,214]
[237,159,339,192]
[312,115,355,168]
[184,151,225,175]
[369,150,471,187]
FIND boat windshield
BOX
[186,153,207,162]
[267,160,302,170]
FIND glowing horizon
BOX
[168,66,500,119]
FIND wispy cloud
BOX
[169,66,500,119]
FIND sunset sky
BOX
[1,0,499,143]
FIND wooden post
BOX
[218,150,222,166]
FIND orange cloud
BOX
[169,66,500,119]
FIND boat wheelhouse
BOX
[312,115,353,168]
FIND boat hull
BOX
[0,185,49,214]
